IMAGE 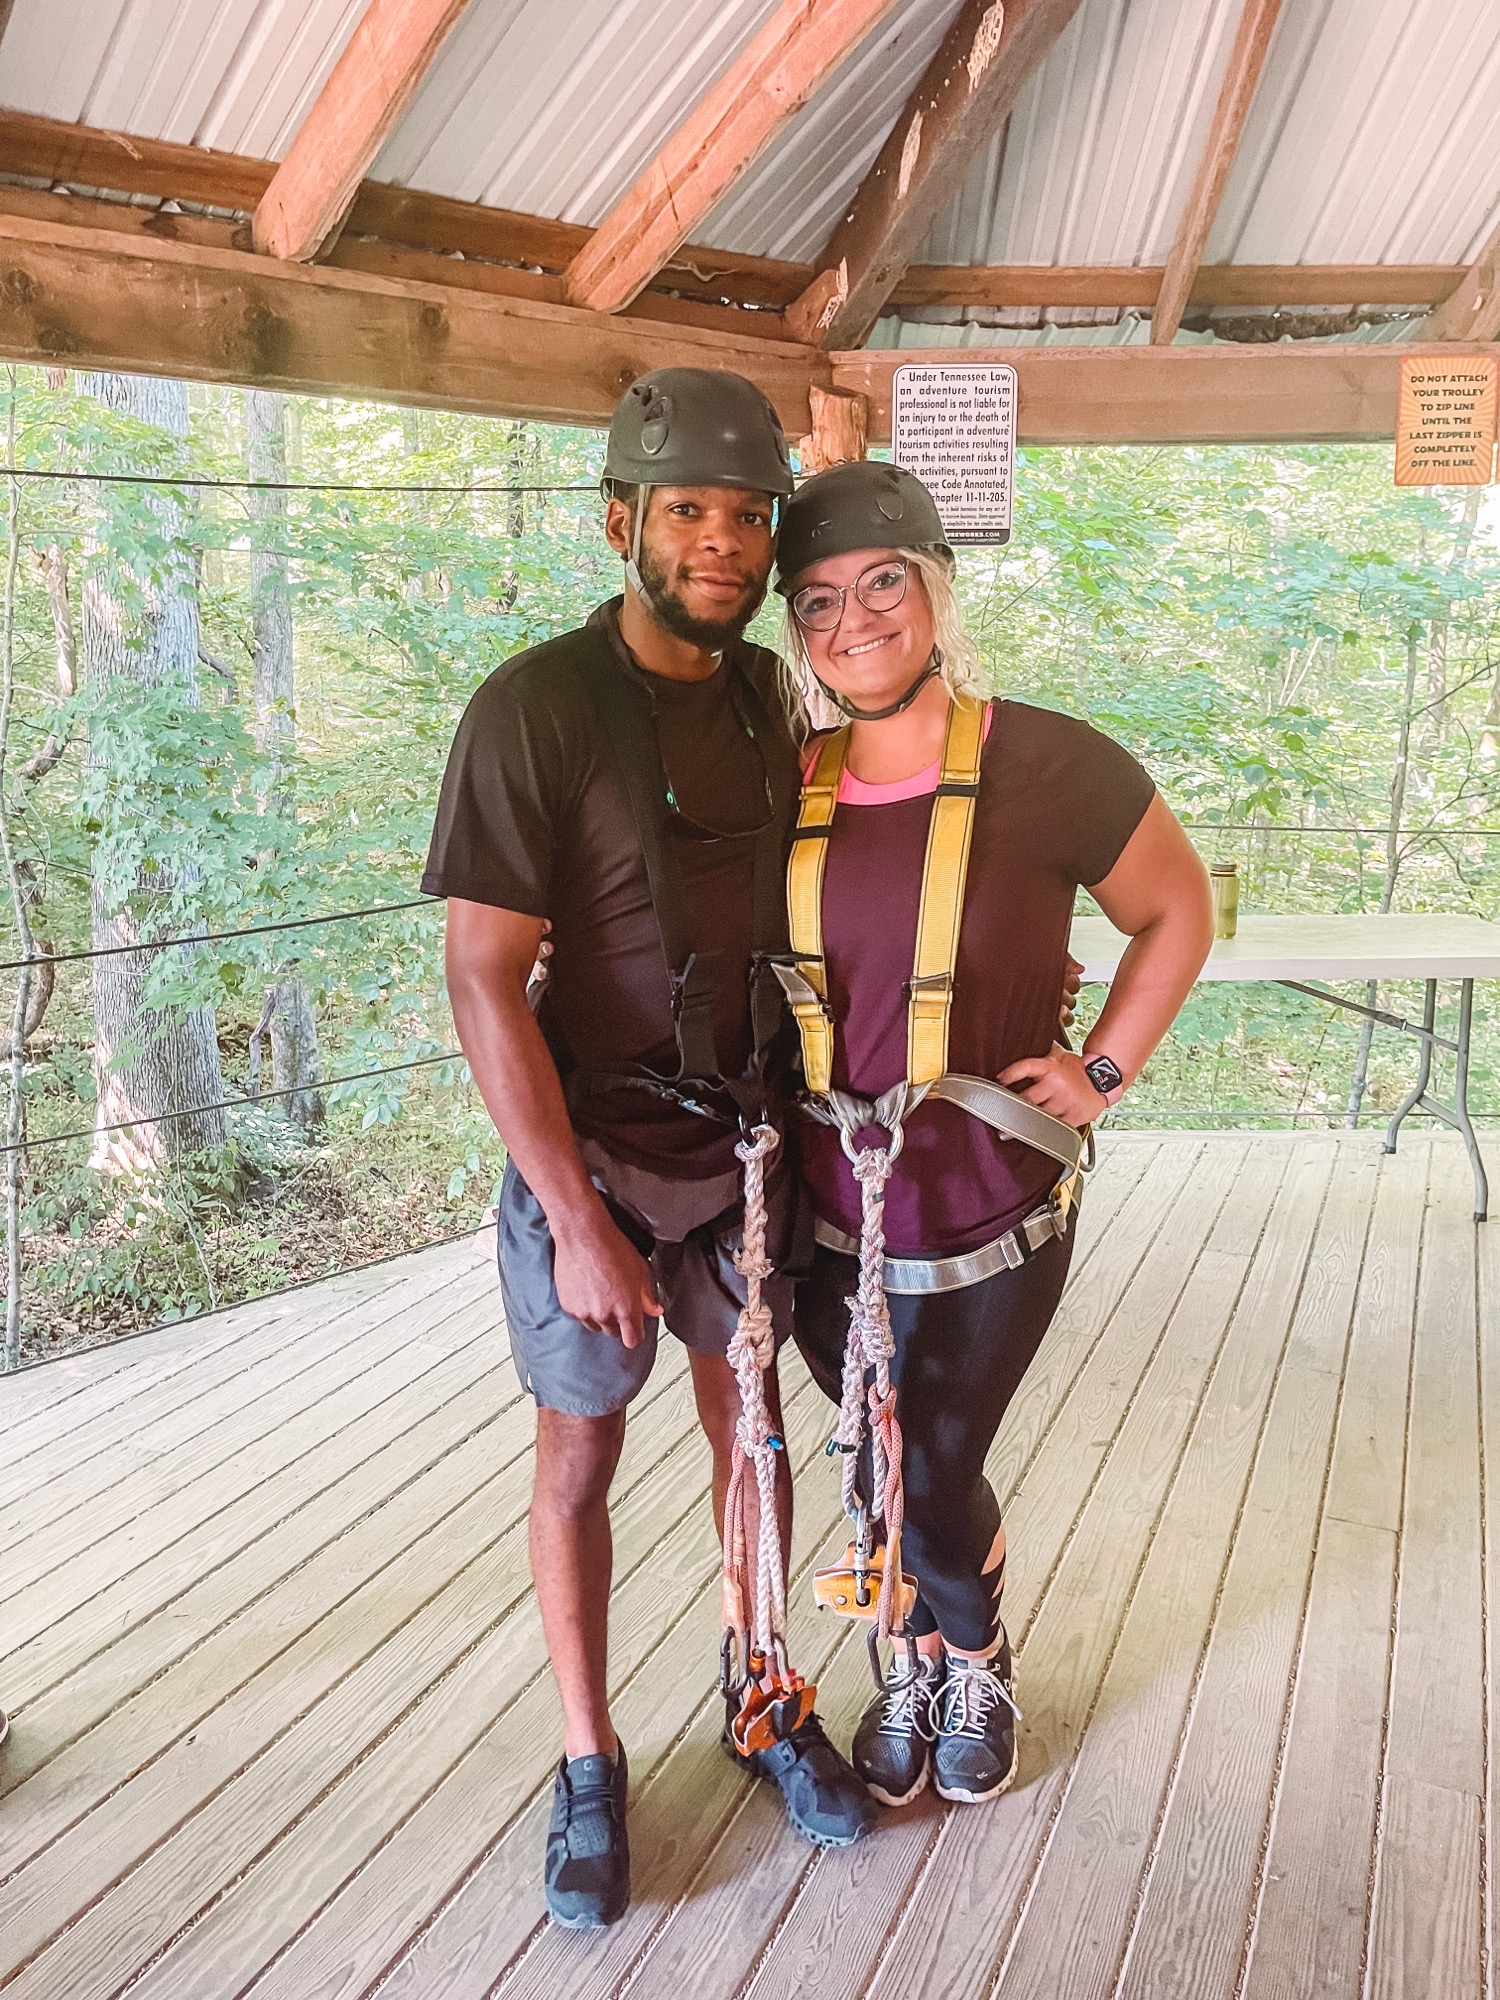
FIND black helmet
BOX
[774,461,952,593]
[603,367,794,497]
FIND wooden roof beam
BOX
[1151,0,1284,346]
[252,0,477,263]
[1423,209,1500,341]
[785,0,1086,350]
[562,0,903,315]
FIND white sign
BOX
[891,363,1015,546]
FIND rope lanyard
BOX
[720,1123,816,1753]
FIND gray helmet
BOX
[603,367,794,497]
[774,461,952,592]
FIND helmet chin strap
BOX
[813,655,941,724]
[624,484,651,601]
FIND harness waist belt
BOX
[918,1073,1083,1172]
[813,1181,1075,1295]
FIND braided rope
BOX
[723,1124,790,1675]
[842,1144,909,1641]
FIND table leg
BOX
[1381,977,1488,1222]
[1453,978,1489,1223]
[1383,980,1435,1156]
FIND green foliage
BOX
[5,371,1500,1354]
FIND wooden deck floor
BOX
[0,1132,1494,2000]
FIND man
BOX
[423,368,874,1932]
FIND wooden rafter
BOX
[252,0,477,262]
[832,342,1500,446]
[1424,209,1500,342]
[1151,0,1284,346]
[0,109,806,306]
[563,0,903,315]
[0,201,1490,446]
[895,262,1467,310]
[0,208,818,430]
[784,0,1086,350]
[0,113,1469,323]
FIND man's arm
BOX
[1001,795,1213,1123]
[445,899,660,1347]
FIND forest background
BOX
[2,363,1497,1363]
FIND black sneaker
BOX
[726,1708,877,1847]
[544,1745,630,1928]
[852,1650,943,1807]
[933,1632,1021,1804]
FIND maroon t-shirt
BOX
[801,700,1155,1257]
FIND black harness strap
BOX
[567,627,795,1125]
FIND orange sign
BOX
[1395,356,1497,485]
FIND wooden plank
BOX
[0,1335,536,1862]
[1368,1777,1483,2000]
[252,0,477,263]
[625,1144,1261,2000]
[1112,1143,1380,2000]
[1424,210,1500,343]
[0,109,812,305]
[890,263,1468,310]
[860,1143,1281,2000]
[0,1234,469,1437]
[0,1345,732,1994]
[0,188,793,343]
[145,1378,833,2000]
[0,208,821,431]
[0,1323,516,1770]
[0,1243,486,1510]
[1151,0,1285,345]
[1366,1140,1485,1998]
[371,1384,857,2000]
[2,1293,499,1681]
[1238,1142,1431,2000]
[3,1257,497,1605]
[990,1144,1333,2000]
[1240,1517,1397,1999]
[562,0,903,314]
[989,1141,1207,1510]
[785,0,1087,348]
[831,343,1500,446]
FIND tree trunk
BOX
[1417,486,1481,763]
[81,373,229,1170]
[1346,623,1422,1127]
[247,388,323,1137]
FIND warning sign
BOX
[1395,356,1497,485]
[891,364,1015,545]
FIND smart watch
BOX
[1083,1053,1125,1105]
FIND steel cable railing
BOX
[0,894,476,1364]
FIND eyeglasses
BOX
[790,558,909,632]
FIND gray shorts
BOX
[497,1154,798,1418]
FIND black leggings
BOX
[794,1223,1076,1653]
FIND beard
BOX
[636,545,766,649]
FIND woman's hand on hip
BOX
[998,1043,1107,1127]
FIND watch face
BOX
[1085,1056,1123,1096]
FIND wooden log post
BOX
[797,386,869,475]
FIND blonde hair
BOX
[777,547,980,738]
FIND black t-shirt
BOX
[422,600,801,1175]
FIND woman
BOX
[773,461,1212,1810]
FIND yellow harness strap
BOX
[908,694,985,1085]
[783,725,849,1096]
[783,694,986,1096]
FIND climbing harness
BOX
[719,1121,817,1754]
[774,692,1091,1687]
[562,621,814,1754]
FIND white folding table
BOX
[1068,912,1500,1220]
